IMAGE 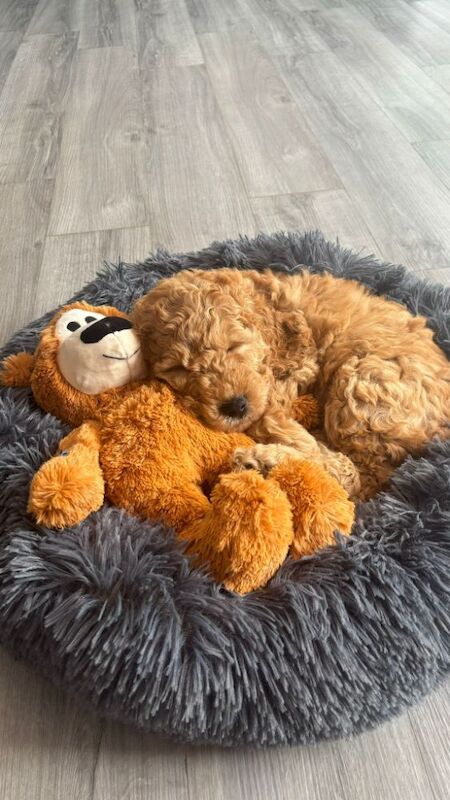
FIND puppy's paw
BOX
[231,443,301,477]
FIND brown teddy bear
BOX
[1,302,355,594]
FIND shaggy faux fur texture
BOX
[0,231,449,746]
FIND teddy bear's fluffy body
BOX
[1,302,355,594]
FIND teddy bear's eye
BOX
[85,316,96,324]
[67,321,81,332]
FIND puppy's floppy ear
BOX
[0,352,35,387]
[271,309,319,390]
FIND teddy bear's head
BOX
[1,302,147,425]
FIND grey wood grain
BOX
[352,0,450,67]
[142,55,256,251]
[32,226,154,318]
[277,48,450,269]
[406,0,450,36]
[0,29,22,93]
[0,0,38,31]
[187,0,344,49]
[408,684,450,800]
[0,647,101,800]
[0,33,77,184]
[313,5,450,143]
[48,46,149,235]
[201,30,341,197]
[134,0,203,67]
[251,189,381,256]
[26,0,137,49]
[331,714,437,800]
[185,739,348,800]
[414,140,450,192]
[424,64,450,92]
[92,722,190,800]
[0,180,53,344]
[185,0,248,34]
[237,0,333,56]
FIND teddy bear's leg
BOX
[179,471,293,594]
[270,458,355,559]
[133,480,212,532]
[28,421,105,529]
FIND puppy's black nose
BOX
[220,395,249,419]
[80,316,132,344]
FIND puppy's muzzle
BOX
[220,395,249,419]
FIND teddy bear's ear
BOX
[0,352,35,387]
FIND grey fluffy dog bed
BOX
[0,231,449,746]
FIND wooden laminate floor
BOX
[0,0,449,797]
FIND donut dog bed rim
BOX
[0,230,448,746]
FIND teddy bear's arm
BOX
[28,420,105,529]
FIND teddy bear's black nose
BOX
[220,395,249,419]
[80,316,132,344]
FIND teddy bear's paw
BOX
[231,443,302,478]
[181,471,293,594]
[28,445,105,529]
[271,458,355,559]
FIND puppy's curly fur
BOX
[133,268,450,498]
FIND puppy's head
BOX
[133,270,273,432]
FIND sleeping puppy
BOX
[133,268,450,498]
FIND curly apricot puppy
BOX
[133,268,450,498]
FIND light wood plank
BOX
[187,0,344,50]
[251,189,381,256]
[311,5,450,143]
[0,29,22,93]
[185,0,248,34]
[48,46,149,235]
[239,0,334,56]
[0,33,77,184]
[185,740,347,800]
[331,714,436,800]
[408,683,450,800]
[92,721,190,800]
[142,56,256,251]
[0,180,53,345]
[414,139,450,191]
[351,0,450,67]
[32,226,154,318]
[0,648,100,800]
[26,0,137,49]
[277,48,450,269]
[135,0,203,67]
[406,0,450,37]
[201,30,341,197]
[423,64,450,93]
[0,0,38,31]
[184,708,441,800]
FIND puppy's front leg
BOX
[241,404,361,497]
[247,404,321,460]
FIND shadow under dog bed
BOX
[0,230,449,746]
